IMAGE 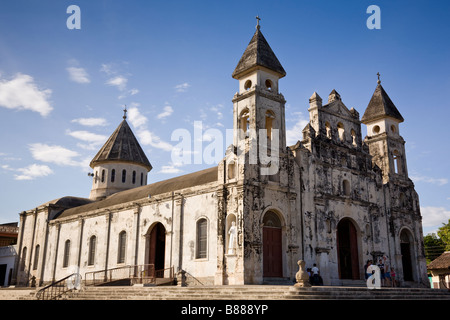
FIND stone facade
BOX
[13,25,429,288]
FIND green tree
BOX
[424,233,446,264]
[437,218,450,251]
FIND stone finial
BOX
[294,260,311,287]
[328,89,341,103]
[309,92,322,108]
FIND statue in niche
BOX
[228,221,237,254]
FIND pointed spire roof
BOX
[90,118,152,171]
[361,80,404,124]
[232,23,286,79]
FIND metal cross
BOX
[256,15,261,28]
[377,72,381,84]
[123,105,127,119]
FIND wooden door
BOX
[263,227,282,277]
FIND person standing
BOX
[311,264,320,285]
[377,258,385,286]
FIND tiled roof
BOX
[361,83,404,123]
[90,120,152,171]
[232,27,286,79]
[428,251,450,270]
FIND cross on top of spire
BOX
[123,105,127,120]
[377,72,381,84]
[256,15,261,29]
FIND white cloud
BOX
[410,174,448,186]
[286,111,309,146]
[129,88,139,96]
[14,164,53,180]
[100,63,115,75]
[29,143,82,167]
[106,76,128,91]
[127,106,147,129]
[66,130,107,145]
[71,117,108,127]
[0,73,53,117]
[67,67,90,84]
[159,165,182,174]
[175,82,190,92]
[138,130,173,152]
[157,106,173,119]
[127,105,173,152]
[420,206,450,228]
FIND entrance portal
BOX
[263,211,282,278]
[146,222,166,276]
[400,230,414,281]
[337,218,360,280]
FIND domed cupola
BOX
[89,108,152,200]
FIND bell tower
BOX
[231,18,287,175]
[362,75,407,184]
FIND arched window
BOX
[351,129,357,146]
[132,171,136,184]
[265,79,273,91]
[122,169,126,183]
[111,169,115,183]
[265,110,275,140]
[101,169,105,183]
[325,122,331,138]
[118,231,126,264]
[240,109,250,137]
[393,150,402,174]
[88,236,96,266]
[196,219,208,259]
[33,245,40,270]
[337,122,345,141]
[343,179,351,196]
[20,247,27,271]
[228,162,236,180]
[140,172,144,185]
[63,240,71,268]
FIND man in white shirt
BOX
[311,264,320,285]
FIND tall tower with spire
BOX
[361,75,407,184]
[231,17,287,165]
[88,108,152,200]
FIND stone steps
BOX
[63,285,450,300]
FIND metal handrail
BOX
[84,264,175,286]
[36,273,81,300]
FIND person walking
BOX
[311,264,320,285]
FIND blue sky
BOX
[0,0,449,236]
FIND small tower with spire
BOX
[88,108,152,200]
[362,74,407,183]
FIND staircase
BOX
[56,285,450,300]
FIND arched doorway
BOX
[337,218,360,280]
[145,223,166,276]
[262,211,282,278]
[400,230,414,281]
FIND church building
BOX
[13,22,429,288]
